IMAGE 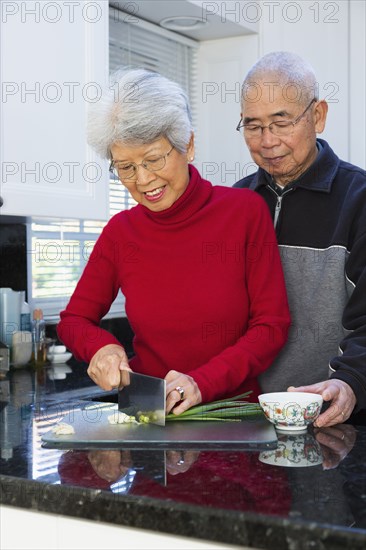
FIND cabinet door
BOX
[0,1,109,219]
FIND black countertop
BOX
[1,360,366,549]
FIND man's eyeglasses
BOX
[110,146,174,181]
[236,98,316,139]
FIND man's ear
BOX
[314,100,328,134]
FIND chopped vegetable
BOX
[136,411,160,424]
[107,412,139,425]
[166,392,263,422]
[52,422,75,435]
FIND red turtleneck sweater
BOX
[58,166,290,402]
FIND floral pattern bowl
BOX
[258,392,323,433]
[259,432,323,468]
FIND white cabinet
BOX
[0,1,109,219]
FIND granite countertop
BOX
[1,360,366,549]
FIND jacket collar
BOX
[248,139,340,193]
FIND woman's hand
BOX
[165,370,202,415]
[87,344,131,391]
[166,450,200,476]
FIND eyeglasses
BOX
[110,145,174,181]
[236,99,316,139]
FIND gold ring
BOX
[175,386,185,400]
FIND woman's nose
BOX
[136,165,157,186]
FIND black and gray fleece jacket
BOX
[234,139,366,411]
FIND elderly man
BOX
[234,51,366,428]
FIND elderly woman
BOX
[58,68,290,415]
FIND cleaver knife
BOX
[118,372,166,426]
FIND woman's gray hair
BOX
[242,51,318,106]
[88,68,193,159]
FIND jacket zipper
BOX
[267,185,294,228]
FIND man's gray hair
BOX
[242,51,318,106]
[88,68,193,159]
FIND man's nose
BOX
[260,127,281,147]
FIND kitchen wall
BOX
[195,0,365,182]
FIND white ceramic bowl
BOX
[258,392,323,432]
[259,432,323,468]
[46,351,72,364]
[49,344,67,354]
[47,364,72,380]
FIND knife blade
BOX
[118,371,166,426]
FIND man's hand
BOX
[314,424,357,470]
[165,370,202,415]
[87,344,131,391]
[288,379,356,427]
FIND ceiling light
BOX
[160,16,208,31]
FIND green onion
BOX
[166,391,263,422]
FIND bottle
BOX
[20,292,31,332]
[0,288,21,348]
[31,309,46,367]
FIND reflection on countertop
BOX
[1,363,366,550]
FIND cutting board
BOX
[41,403,278,451]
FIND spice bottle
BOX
[31,309,46,367]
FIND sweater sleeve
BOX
[330,228,366,411]
[187,193,291,403]
[57,223,124,363]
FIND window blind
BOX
[28,6,197,322]
[109,13,197,95]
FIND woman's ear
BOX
[314,100,328,134]
[187,132,195,162]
